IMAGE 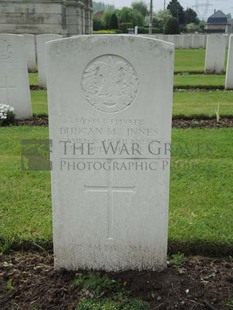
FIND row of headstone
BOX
[0,33,64,118]
[36,34,62,88]
[204,33,233,88]
[155,34,230,49]
[23,34,63,88]
[1,32,232,121]
[19,33,233,91]
[24,33,231,84]
[0,34,32,119]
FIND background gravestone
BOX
[192,35,205,49]
[182,35,192,49]
[24,34,37,73]
[225,35,233,90]
[0,34,32,119]
[205,34,226,74]
[47,35,174,271]
[36,34,62,88]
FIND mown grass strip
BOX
[174,74,225,88]
[175,49,205,73]
[173,90,233,118]
[0,127,233,254]
[30,89,233,118]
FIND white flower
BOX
[0,104,14,121]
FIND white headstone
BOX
[47,35,174,271]
[225,35,233,89]
[224,34,229,48]
[182,35,192,49]
[24,34,37,72]
[204,34,226,74]
[0,34,32,119]
[169,35,182,48]
[192,35,205,49]
[36,34,62,88]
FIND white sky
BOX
[98,0,233,20]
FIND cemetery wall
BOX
[0,0,92,36]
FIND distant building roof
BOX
[207,10,229,25]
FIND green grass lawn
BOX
[30,73,38,85]
[31,89,233,118]
[0,127,233,253]
[173,90,233,118]
[31,90,48,115]
[174,74,225,88]
[29,49,226,84]
[174,49,227,73]
[175,49,205,73]
[170,128,233,248]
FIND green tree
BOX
[185,8,199,24]
[109,13,118,29]
[131,1,148,18]
[167,0,185,25]
[164,16,180,34]
[186,23,199,33]
[153,9,172,32]
[93,16,105,30]
[198,20,206,33]
[103,10,114,29]
[117,7,144,27]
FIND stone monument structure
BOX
[47,35,174,271]
[0,0,92,36]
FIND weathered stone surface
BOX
[168,35,182,48]
[192,35,205,49]
[205,34,226,74]
[47,35,174,271]
[24,34,37,73]
[36,34,62,88]
[0,34,32,119]
[225,35,233,89]
[182,35,192,49]
[0,0,92,36]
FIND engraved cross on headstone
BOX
[85,164,136,240]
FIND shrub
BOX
[119,22,133,33]
[164,17,180,34]
[93,30,118,34]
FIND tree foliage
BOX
[117,7,144,27]
[167,0,185,25]
[103,10,115,29]
[109,13,118,29]
[186,23,199,33]
[131,1,148,17]
[93,16,105,30]
[153,10,172,32]
[164,16,180,34]
[185,8,199,25]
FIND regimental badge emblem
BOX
[81,55,139,113]
[0,39,12,59]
